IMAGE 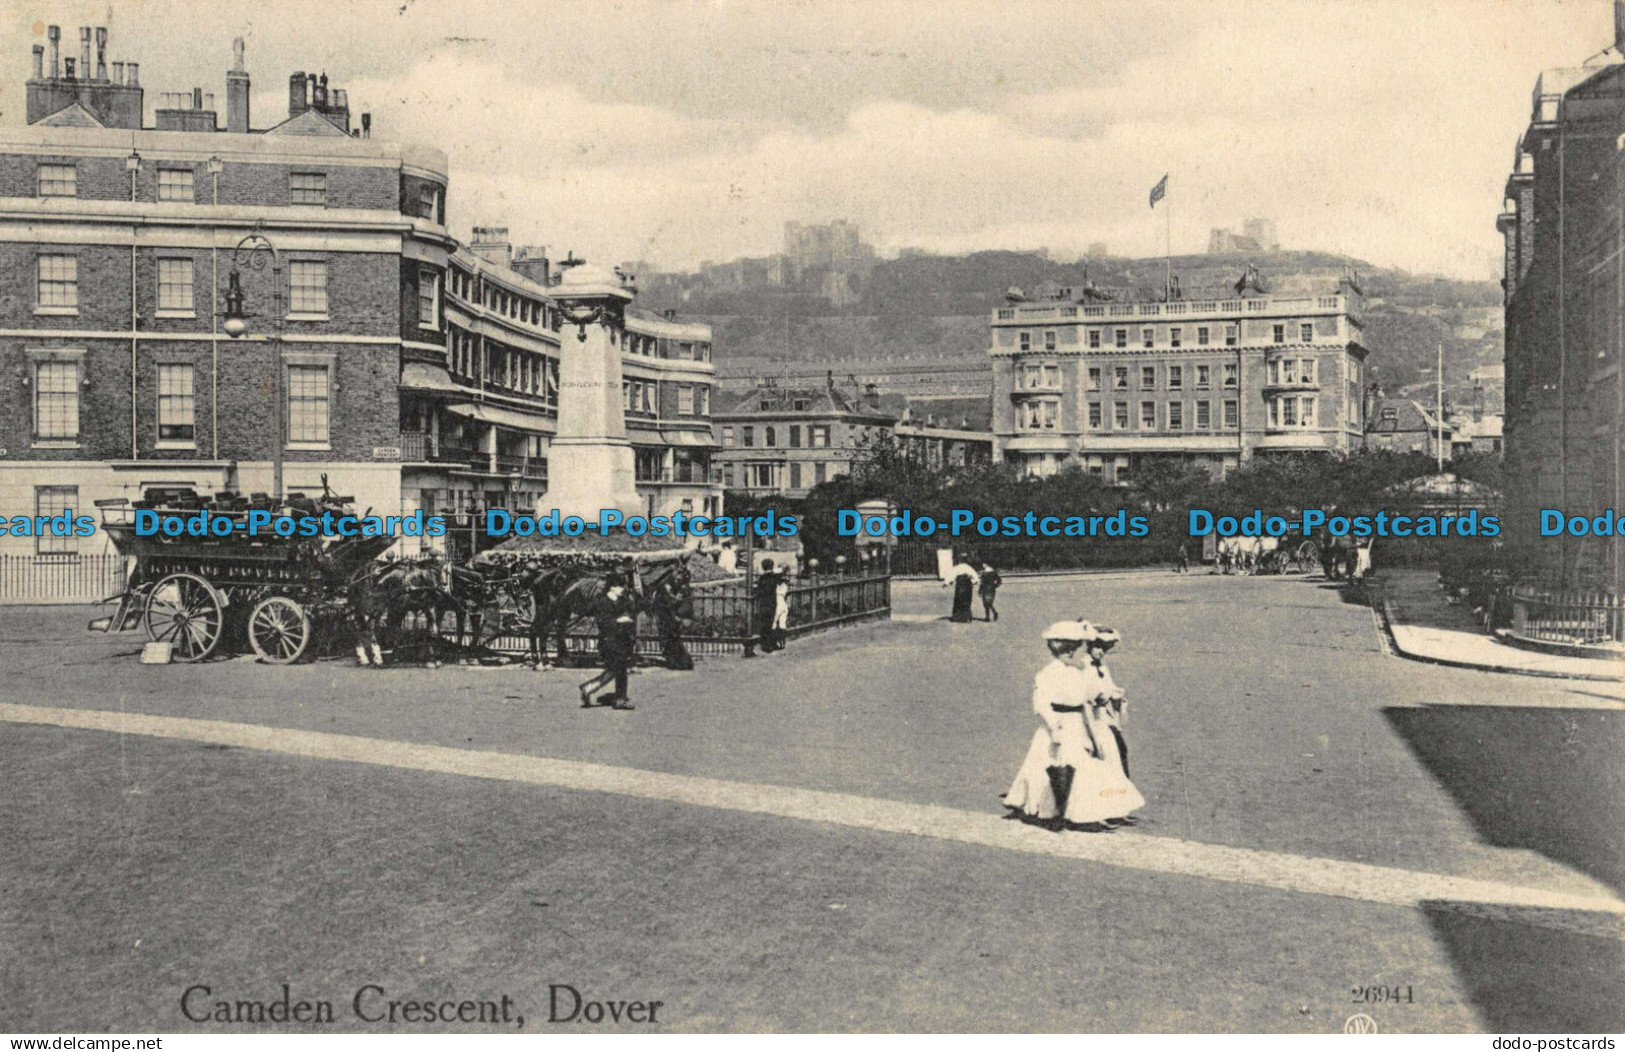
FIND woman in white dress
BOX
[1004,620,1143,830]
[1076,625,1143,826]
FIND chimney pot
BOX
[361,112,371,137]
[193,87,203,109]
[126,62,137,86]
[47,26,60,79]
[95,27,106,80]
[31,45,43,79]
[112,60,124,84]
[79,28,90,80]
[64,57,75,79]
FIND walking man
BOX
[579,570,640,710]
[976,560,1003,621]
[755,558,784,653]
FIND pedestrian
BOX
[944,552,979,622]
[1003,620,1143,832]
[1083,624,1133,787]
[771,567,790,649]
[976,560,1002,621]
[716,540,738,575]
[754,558,783,653]
[1353,538,1373,579]
[1174,542,1188,574]
[578,570,640,710]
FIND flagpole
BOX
[1165,185,1172,301]
[1437,340,1445,471]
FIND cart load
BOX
[91,479,396,664]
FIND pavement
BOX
[1,573,1621,1033]
[1376,570,1624,683]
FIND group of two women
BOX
[1004,619,1143,831]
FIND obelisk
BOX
[540,263,642,520]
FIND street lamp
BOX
[219,224,283,498]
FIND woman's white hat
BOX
[1043,620,1122,647]
[1041,620,1088,641]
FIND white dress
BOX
[1005,659,1143,824]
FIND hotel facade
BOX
[987,275,1369,483]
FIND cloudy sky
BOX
[3,0,1613,278]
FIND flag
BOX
[1149,175,1168,208]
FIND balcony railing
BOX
[401,431,435,461]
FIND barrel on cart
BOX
[90,483,396,664]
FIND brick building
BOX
[987,271,1369,482]
[1497,34,1625,588]
[0,29,451,561]
[0,28,720,564]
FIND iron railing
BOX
[477,571,891,657]
[0,553,128,605]
[1511,586,1625,647]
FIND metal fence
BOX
[1511,586,1625,647]
[0,554,128,605]
[479,571,891,658]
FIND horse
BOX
[527,558,694,670]
[365,558,461,659]
[1320,533,1359,580]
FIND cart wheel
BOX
[144,572,224,662]
[248,596,311,664]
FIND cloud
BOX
[0,0,1611,278]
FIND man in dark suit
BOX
[579,570,641,710]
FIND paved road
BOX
[1,573,1620,1033]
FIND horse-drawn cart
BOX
[90,485,395,663]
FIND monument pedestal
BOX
[544,436,642,519]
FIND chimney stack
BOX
[511,247,551,286]
[79,28,90,81]
[289,72,307,117]
[95,27,106,80]
[226,38,250,133]
[31,46,43,79]
[470,227,513,267]
[47,25,59,77]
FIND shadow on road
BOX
[1382,705,1624,894]
[1416,903,1624,1032]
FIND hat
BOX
[1044,620,1122,647]
[1042,620,1091,642]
